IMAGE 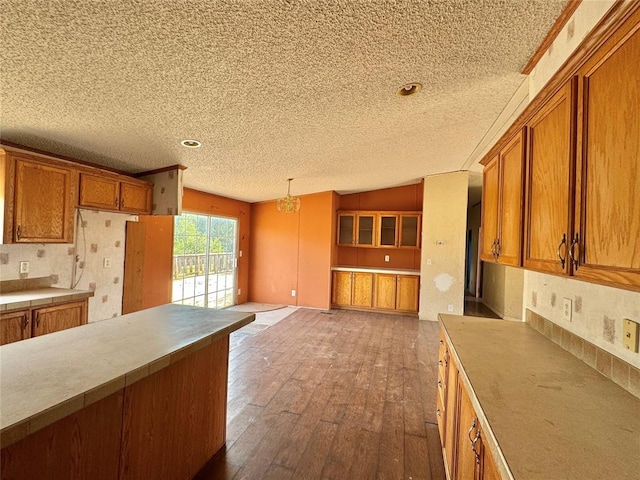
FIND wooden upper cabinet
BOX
[120,181,152,214]
[337,213,356,246]
[399,214,421,248]
[524,79,576,275]
[7,155,76,243]
[573,16,640,290]
[79,173,152,214]
[480,155,500,263]
[356,214,376,247]
[79,173,119,210]
[32,301,87,337]
[378,215,398,247]
[481,130,525,266]
[498,129,525,266]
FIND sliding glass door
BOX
[172,213,238,309]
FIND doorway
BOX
[172,213,238,309]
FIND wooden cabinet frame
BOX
[336,210,422,249]
[79,172,152,214]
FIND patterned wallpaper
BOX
[0,209,135,323]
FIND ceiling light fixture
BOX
[181,139,202,148]
[276,178,301,214]
[397,83,422,96]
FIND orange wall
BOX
[182,188,251,305]
[337,182,423,270]
[249,191,337,309]
[339,181,423,210]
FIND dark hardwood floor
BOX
[194,308,445,480]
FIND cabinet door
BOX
[14,158,75,243]
[374,274,396,309]
[0,310,31,345]
[444,355,459,479]
[480,156,499,263]
[337,213,356,246]
[352,272,373,307]
[524,80,576,275]
[356,214,376,247]
[332,271,353,306]
[456,382,480,480]
[396,275,419,312]
[79,173,119,210]
[378,215,398,247]
[120,182,152,214]
[32,301,87,337]
[574,20,640,289]
[399,214,421,248]
[498,129,525,266]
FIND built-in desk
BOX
[0,304,254,480]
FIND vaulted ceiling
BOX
[0,0,568,203]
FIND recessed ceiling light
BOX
[397,83,422,96]
[181,139,202,148]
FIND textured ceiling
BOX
[0,0,568,203]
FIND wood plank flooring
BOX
[194,308,445,480]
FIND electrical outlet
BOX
[19,261,29,274]
[384,255,390,262]
[291,289,296,297]
[623,319,639,353]
[237,288,242,296]
[103,257,111,268]
[563,298,572,322]
[447,304,454,313]
[427,259,432,265]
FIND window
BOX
[172,213,238,309]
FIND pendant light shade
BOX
[276,178,301,213]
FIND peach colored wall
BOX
[337,182,423,270]
[182,188,250,305]
[249,191,336,309]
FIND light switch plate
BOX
[622,319,639,353]
[19,261,29,274]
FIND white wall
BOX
[0,209,134,322]
[419,171,468,321]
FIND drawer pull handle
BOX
[569,233,580,270]
[35,313,41,327]
[468,418,481,465]
[16,225,21,241]
[556,233,567,269]
[436,408,441,417]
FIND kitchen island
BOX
[0,304,254,480]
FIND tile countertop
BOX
[331,265,420,275]
[0,287,94,312]
[0,304,255,448]
[439,314,640,480]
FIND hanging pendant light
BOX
[276,178,301,213]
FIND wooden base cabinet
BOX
[0,310,31,345]
[332,270,419,314]
[438,329,502,480]
[0,300,88,346]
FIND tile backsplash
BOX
[0,209,135,322]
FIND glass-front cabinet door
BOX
[337,213,356,246]
[357,214,376,246]
[400,214,421,248]
[378,215,398,247]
